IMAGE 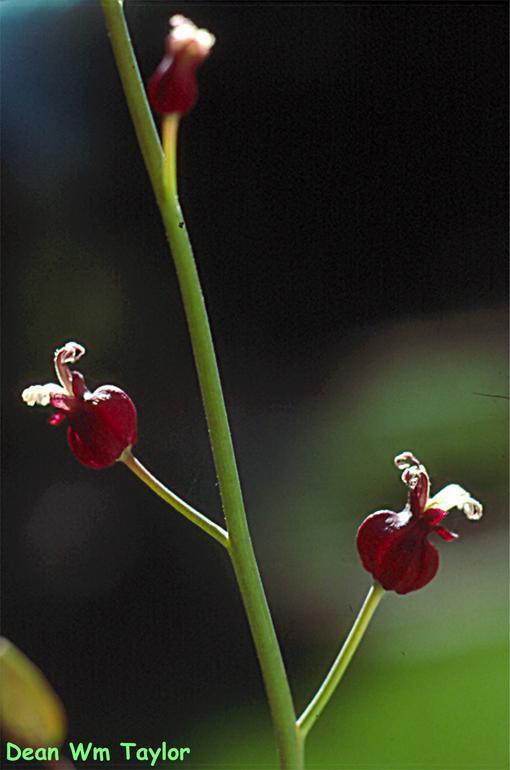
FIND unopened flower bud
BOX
[148,15,215,116]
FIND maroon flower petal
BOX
[67,386,137,469]
[378,530,439,594]
[356,511,397,573]
[409,471,430,515]
[148,55,199,116]
[357,509,440,594]
[71,371,89,398]
[421,506,449,527]
[434,525,458,542]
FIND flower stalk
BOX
[162,114,179,194]
[297,583,385,739]
[120,449,229,549]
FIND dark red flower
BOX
[22,342,137,469]
[148,15,215,116]
[357,452,482,594]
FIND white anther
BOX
[21,383,63,407]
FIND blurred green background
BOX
[1,1,508,769]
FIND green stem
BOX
[297,582,385,739]
[121,449,229,549]
[101,0,165,206]
[161,125,301,768]
[101,3,301,767]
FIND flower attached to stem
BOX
[148,15,215,117]
[22,342,137,469]
[356,452,483,594]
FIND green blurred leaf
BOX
[0,637,66,747]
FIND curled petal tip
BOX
[54,341,85,365]
[463,499,483,521]
[394,451,422,470]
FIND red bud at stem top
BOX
[148,15,215,117]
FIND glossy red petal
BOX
[409,471,430,515]
[66,386,137,469]
[379,530,439,594]
[421,506,448,527]
[148,54,199,116]
[434,525,458,542]
[71,370,89,398]
[356,511,397,573]
[357,509,440,594]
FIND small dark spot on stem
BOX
[178,221,184,229]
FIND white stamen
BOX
[21,383,64,407]
[427,483,483,521]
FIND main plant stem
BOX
[160,126,302,767]
[101,3,301,767]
